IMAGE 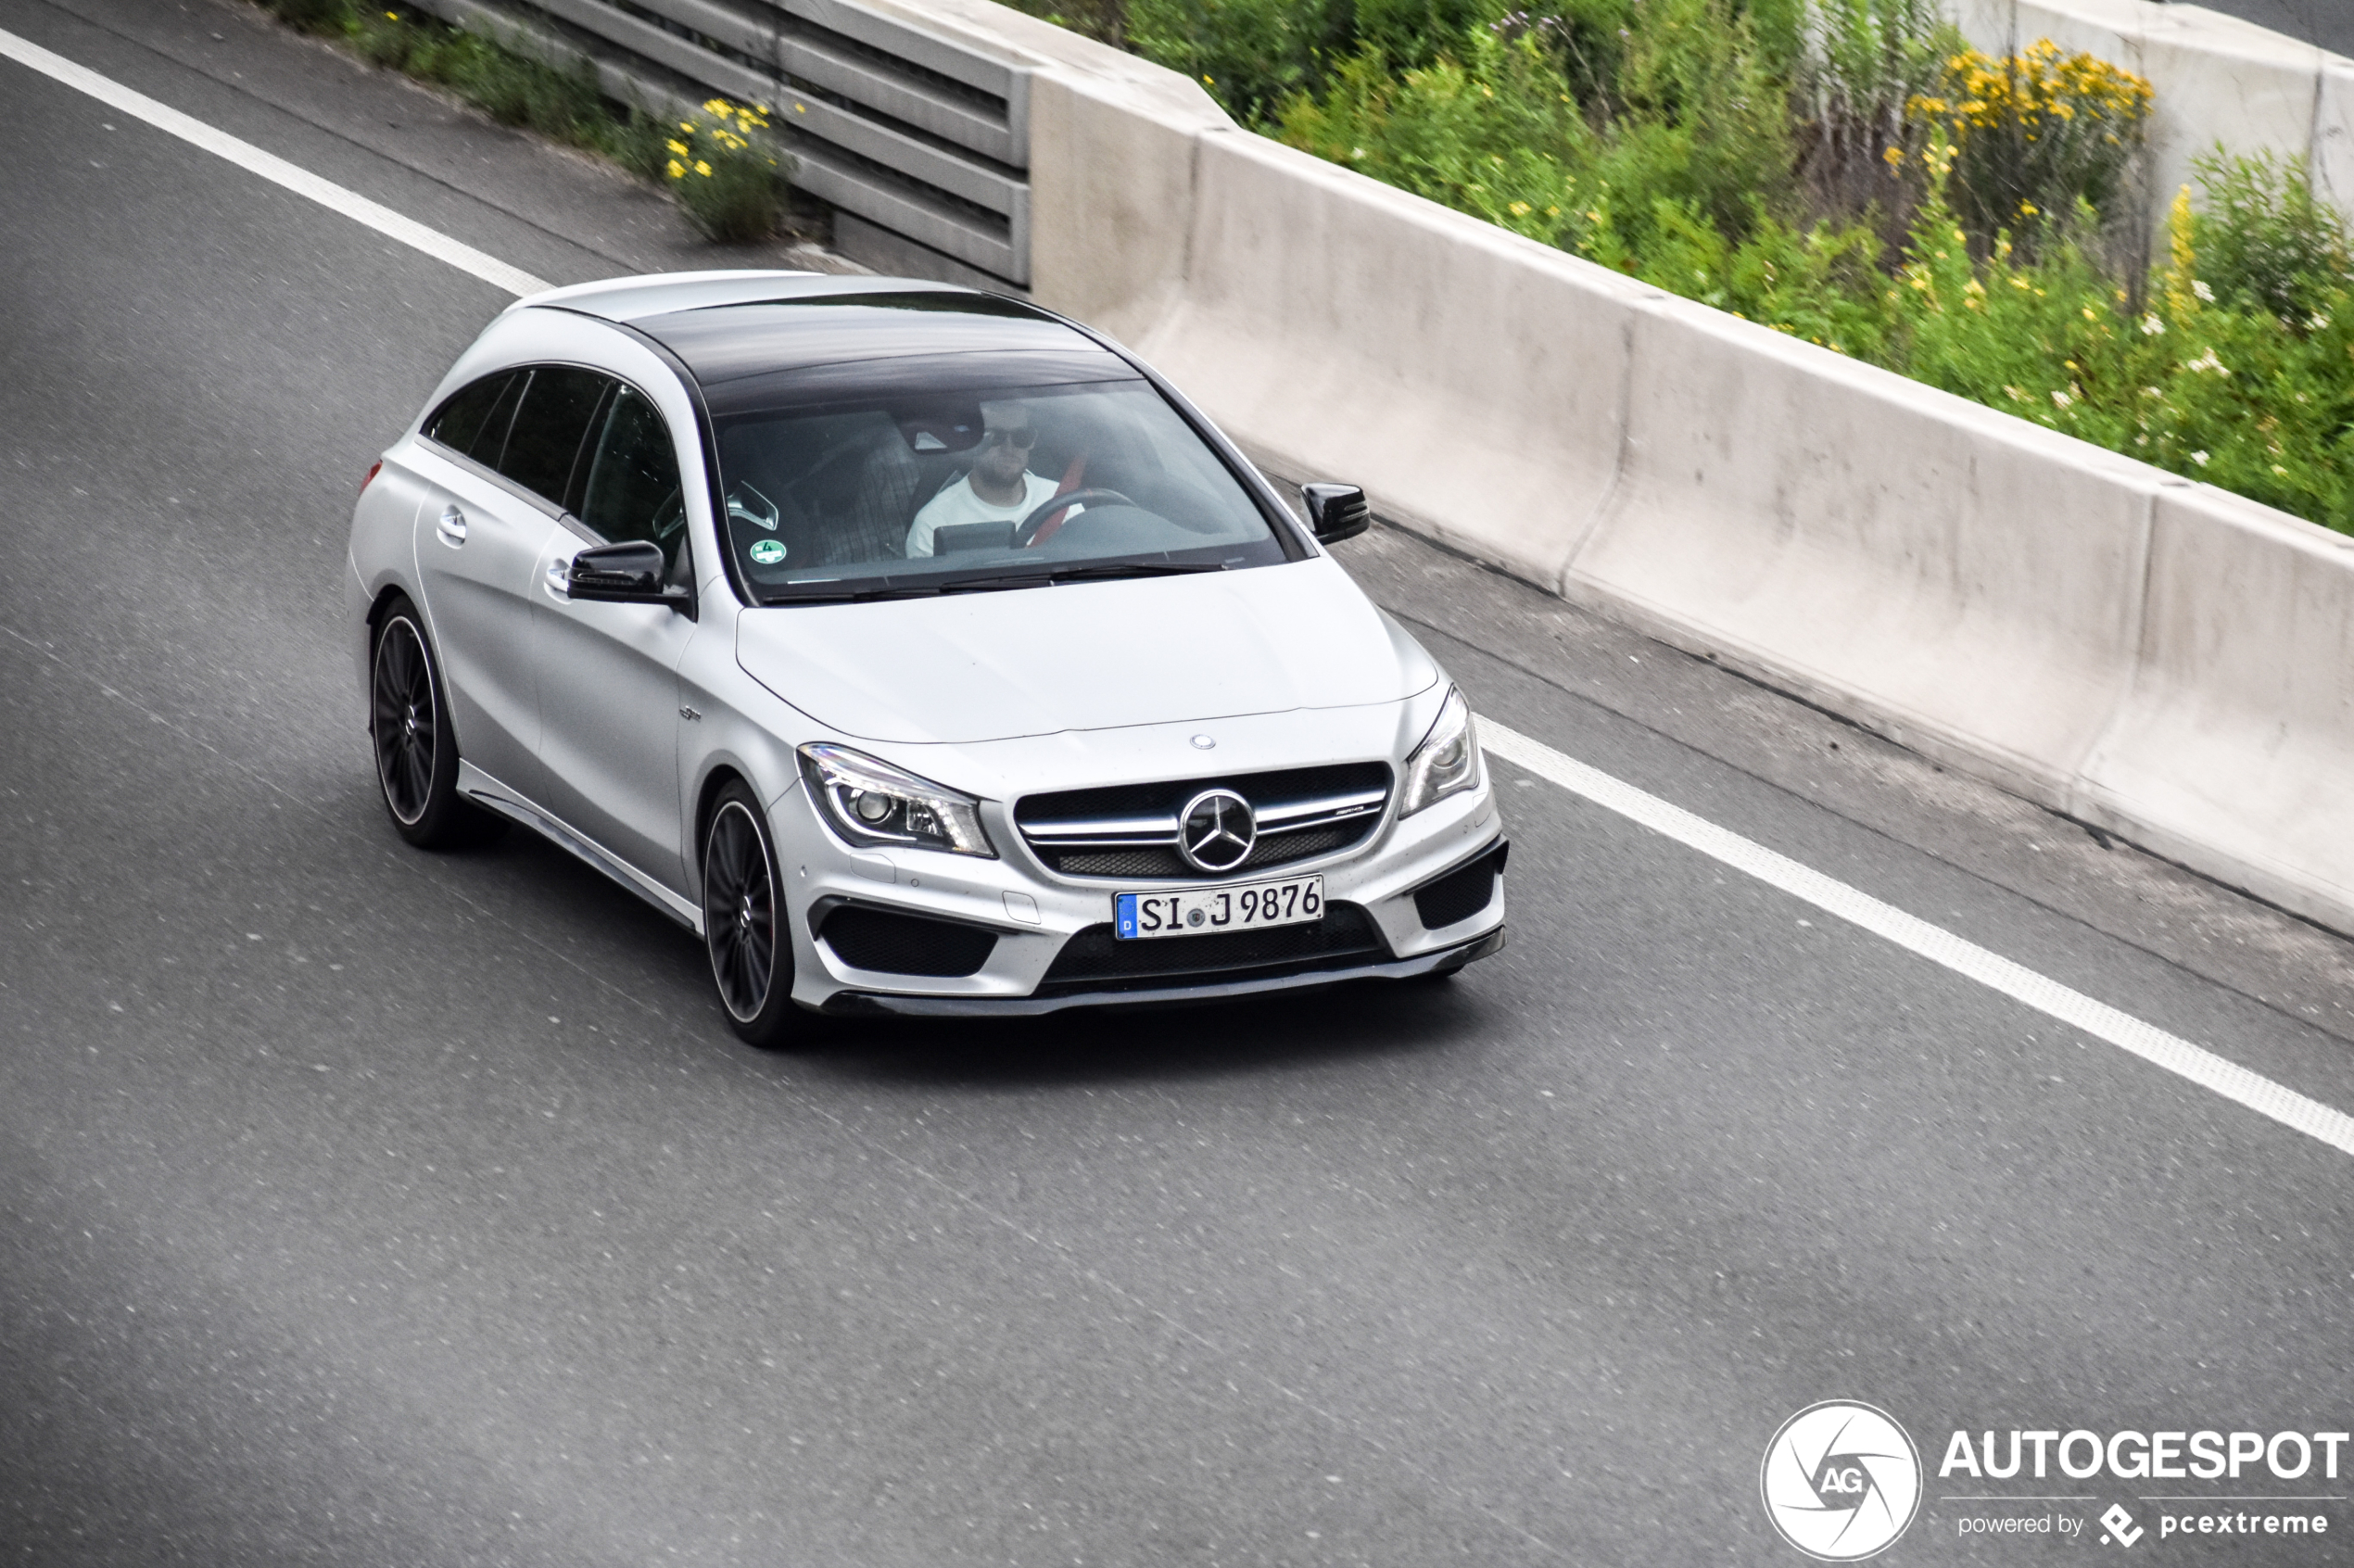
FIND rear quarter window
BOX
[424,371,523,464]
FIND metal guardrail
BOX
[410,0,1033,285]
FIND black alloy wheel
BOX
[370,601,502,849]
[702,781,809,1047]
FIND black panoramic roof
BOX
[630,290,1109,386]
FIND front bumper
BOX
[823,925,1505,1017]
[768,716,1509,1014]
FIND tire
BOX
[702,779,818,1048]
[369,599,505,849]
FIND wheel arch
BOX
[691,763,758,896]
[366,583,414,634]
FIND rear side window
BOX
[577,384,687,569]
[498,367,610,505]
[424,371,523,464]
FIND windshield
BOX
[711,373,1295,602]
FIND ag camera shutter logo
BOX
[1762,1401,1923,1560]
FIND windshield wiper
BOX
[935,561,1230,593]
[757,575,964,604]
[760,560,1227,604]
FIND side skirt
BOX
[456,760,704,935]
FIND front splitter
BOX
[816,927,1506,1018]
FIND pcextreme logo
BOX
[1762,1401,1925,1560]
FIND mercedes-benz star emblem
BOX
[1178,789,1257,874]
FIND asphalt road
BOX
[5,1,2354,1564]
[2173,0,2353,56]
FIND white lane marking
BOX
[0,26,551,298]
[1479,716,2354,1161]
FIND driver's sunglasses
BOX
[980,425,1038,450]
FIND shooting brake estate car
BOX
[348,272,1506,1045]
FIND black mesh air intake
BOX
[820,905,997,977]
[1037,903,1388,995]
[1412,842,1507,930]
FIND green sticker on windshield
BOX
[748,538,787,565]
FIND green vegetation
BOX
[1017,0,2354,531]
[248,0,794,244]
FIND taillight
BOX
[361,460,383,494]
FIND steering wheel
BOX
[1013,487,1135,549]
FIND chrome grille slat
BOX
[1015,763,1392,881]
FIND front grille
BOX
[819,905,997,977]
[1017,763,1391,881]
[1036,903,1389,994]
[1413,843,1506,929]
[1053,827,1357,880]
[1055,847,1188,879]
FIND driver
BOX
[904,400,1078,557]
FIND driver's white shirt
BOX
[905,472,1072,558]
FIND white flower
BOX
[2051,389,2073,408]
[2192,280,2215,303]
[2140,314,2166,335]
[2310,313,2332,331]
[2191,450,2209,466]
[2183,348,2229,376]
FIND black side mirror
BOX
[569,540,690,609]
[1301,483,1371,545]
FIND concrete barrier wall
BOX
[1566,294,2164,805]
[2079,488,2354,920]
[1950,0,2354,227]
[923,2,2354,932]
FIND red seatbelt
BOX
[1024,455,1086,548]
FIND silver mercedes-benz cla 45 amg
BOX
[347,271,1506,1045]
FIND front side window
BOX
[576,384,687,571]
[711,372,1295,602]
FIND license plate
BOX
[1115,875,1323,940]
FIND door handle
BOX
[435,505,467,547]
[544,555,571,598]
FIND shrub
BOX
[1787,0,1958,238]
[1277,32,1589,243]
[1125,0,1354,123]
[1909,40,2152,249]
[663,100,791,244]
[2190,149,2351,325]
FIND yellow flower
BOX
[695,159,713,176]
[1508,200,1532,217]
[665,158,685,179]
[667,139,690,157]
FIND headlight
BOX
[1398,687,1478,816]
[798,743,996,857]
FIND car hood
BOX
[735,557,1439,744]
